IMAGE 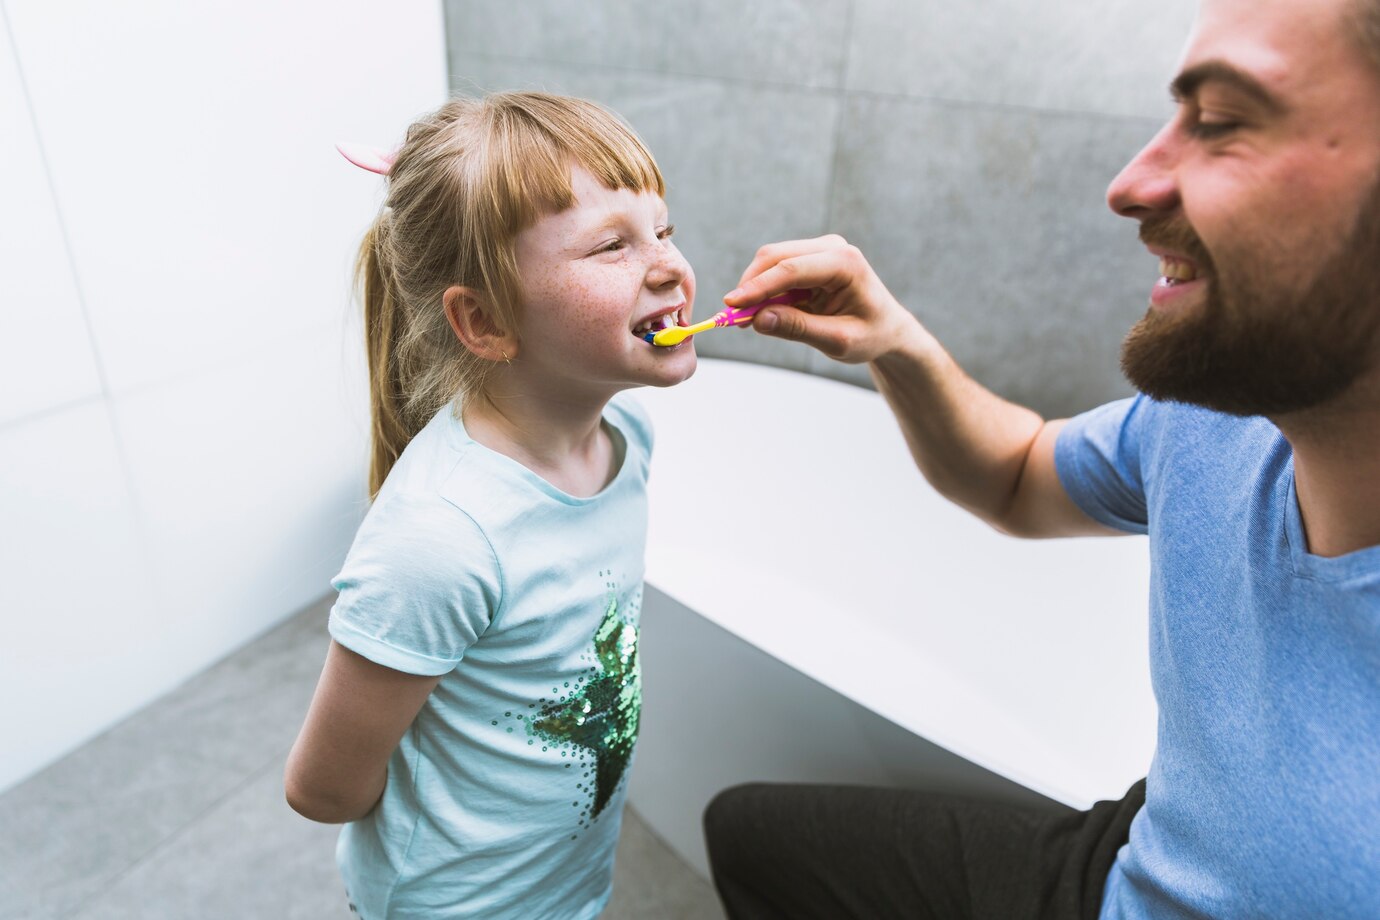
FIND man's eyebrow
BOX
[1170,60,1285,114]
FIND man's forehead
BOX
[1187,0,1350,69]
[1179,0,1360,96]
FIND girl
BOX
[285,92,697,919]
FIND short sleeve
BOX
[1054,395,1152,534]
[328,493,502,675]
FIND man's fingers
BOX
[733,235,851,292]
[728,248,855,307]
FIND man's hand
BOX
[727,235,927,364]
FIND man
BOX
[702,0,1380,917]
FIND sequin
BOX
[492,577,642,831]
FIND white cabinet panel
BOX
[0,14,103,427]
[5,0,446,395]
[0,404,155,791]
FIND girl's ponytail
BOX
[358,215,410,498]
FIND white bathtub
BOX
[627,358,1156,880]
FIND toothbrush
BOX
[643,289,813,346]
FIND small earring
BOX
[499,350,512,366]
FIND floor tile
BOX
[0,598,330,919]
[67,760,345,920]
[606,809,725,920]
[4,596,721,918]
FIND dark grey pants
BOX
[703,779,1146,920]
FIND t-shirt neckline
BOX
[445,400,633,507]
[1283,460,1380,583]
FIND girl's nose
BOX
[1107,121,1182,219]
[647,243,690,291]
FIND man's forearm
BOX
[868,322,1047,531]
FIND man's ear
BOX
[443,286,518,362]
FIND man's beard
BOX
[1119,184,1380,417]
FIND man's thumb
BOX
[755,308,803,339]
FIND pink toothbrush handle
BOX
[715,289,813,327]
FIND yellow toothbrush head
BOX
[648,323,702,346]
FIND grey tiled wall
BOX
[443,0,1197,417]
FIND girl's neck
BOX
[461,381,621,499]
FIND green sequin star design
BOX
[499,574,641,832]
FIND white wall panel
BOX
[0,12,102,427]
[5,0,446,396]
[109,321,369,682]
[1,0,444,793]
[0,404,156,791]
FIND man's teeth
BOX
[1159,257,1198,283]
[633,313,677,335]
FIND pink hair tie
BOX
[335,141,398,176]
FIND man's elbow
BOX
[988,508,1047,540]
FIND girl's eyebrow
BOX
[574,208,670,239]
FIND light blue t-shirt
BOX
[1056,395,1380,920]
[327,393,653,920]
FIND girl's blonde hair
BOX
[357,91,666,497]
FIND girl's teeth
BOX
[633,313,677,336]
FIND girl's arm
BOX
[285,640,442,824]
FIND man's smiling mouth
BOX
[1159,256,1200,285]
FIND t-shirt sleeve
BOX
[1054,394,1152,534]
[328,493,502,676]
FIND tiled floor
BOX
[0,597,725,920]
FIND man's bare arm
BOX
[731,236,1121,539]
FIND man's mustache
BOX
[1139,216,1214,269]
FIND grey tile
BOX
[845,0,1197,120]
[0,597,331,919]
[6,593,720,920]
[666,0,850,90]
[63,767,715,920]
[451,55,837,376]
[605,808,725,920]
[446,0,850,90]
[825,95,1151,416]
[447,0,669,74]
[67,760,344,920]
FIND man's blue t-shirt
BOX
[1056,396,1379,919]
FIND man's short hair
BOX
[1348,0,1380,75]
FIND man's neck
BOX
[1274,373,1380,557]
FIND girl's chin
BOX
[645,351,697,386]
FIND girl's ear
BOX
[443,286,518,363]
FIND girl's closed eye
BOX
[593,226,674,256]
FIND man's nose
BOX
[1107,121,1181,219]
